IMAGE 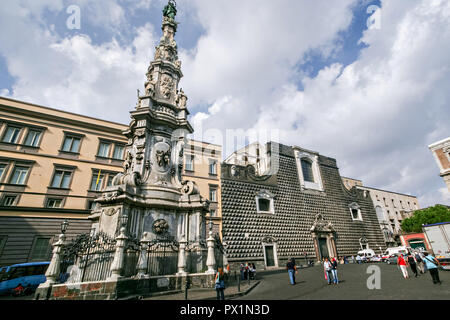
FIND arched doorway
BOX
[310,214,338,262]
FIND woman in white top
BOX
[323,258,333,285]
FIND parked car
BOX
[0,262,49,296]
[385,254,399,265]
[370,255,382,262]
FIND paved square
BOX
[236,263,450,300]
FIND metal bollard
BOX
[184,280,189,300]
[237,274,240,292]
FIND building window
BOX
[112,144,125,160]
[87,200,97,210]
[24,129,42,147]
[258,198,271,212]
[97,142,111,158]
[301,159,314,183]
[375,206,385,222]
[349,203,363,221]
[210,209,217,217]
[185,155,194,172]
[46,198,63,208]
[2,126,22,144]
[209,187,217,202]
[61,135,81,153]
[256,190,275,214]
[90,171,105,191]
[107,174,114,187]
[209,160,217,175]
[1,195,18,207]
[0,163,7,181]
[392,199,396,208]
[383,198,388,206]
[0,236,7,256]
[9,166,29,185]
[50,169,73,189]
[29,237,52,262]
[294,150,324,192]
[400,200,404,209]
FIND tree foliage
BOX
[401,205,450,233]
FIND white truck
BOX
[423,222,450,271]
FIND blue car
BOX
[0,262,49,296]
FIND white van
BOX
[357,249,376,258]
[382,246,408,259]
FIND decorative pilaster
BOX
[205,231,216,274]
[177,235,188,276]
[108,228,128,281]
[136,232,150,279]
[40,234,66,287]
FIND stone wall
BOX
[36,274,216,300]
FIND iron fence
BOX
[145,235,179,277]
[60,232,117,283]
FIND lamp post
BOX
[61,219,69,235]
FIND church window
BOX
[294,149,324,192]
[349,203,363,221]
[301,158,314,183]
[256,190,275,214]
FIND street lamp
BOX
[61,219,69,234]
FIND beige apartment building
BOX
[342,177,419,247]
[0,97,222,267]
[429,137,450,192]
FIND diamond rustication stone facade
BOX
[221,142,386,269]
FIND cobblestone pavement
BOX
[237,263,450,300]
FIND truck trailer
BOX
[423,222,450,271]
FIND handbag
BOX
[215,273,225,289]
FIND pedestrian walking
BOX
[356,255,361,264]
[423,252,442,285]
[240,263,245,280]
[407,253,418,277]
[331,257,339,284]
[397,254,409,279]
[415,252,425,274]
[215,267,226,300]
[323,258,333,285]
[286,258,297,285]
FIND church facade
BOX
[221,142,386,269]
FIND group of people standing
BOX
[286,257,340,285]
[240,262,256,280]
[397,251,442,284]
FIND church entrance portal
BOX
[318,238,330,260]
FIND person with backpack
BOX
[423,252,442,284]
[214,267,226,300]
[407,253,418,277]
[415,252,424,274]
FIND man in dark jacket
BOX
[286,259,297,285]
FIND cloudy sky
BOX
[0,0,449,207]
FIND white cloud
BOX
[188,0,450,207]
[0,0,448,208]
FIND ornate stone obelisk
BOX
[90,0,209,249]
